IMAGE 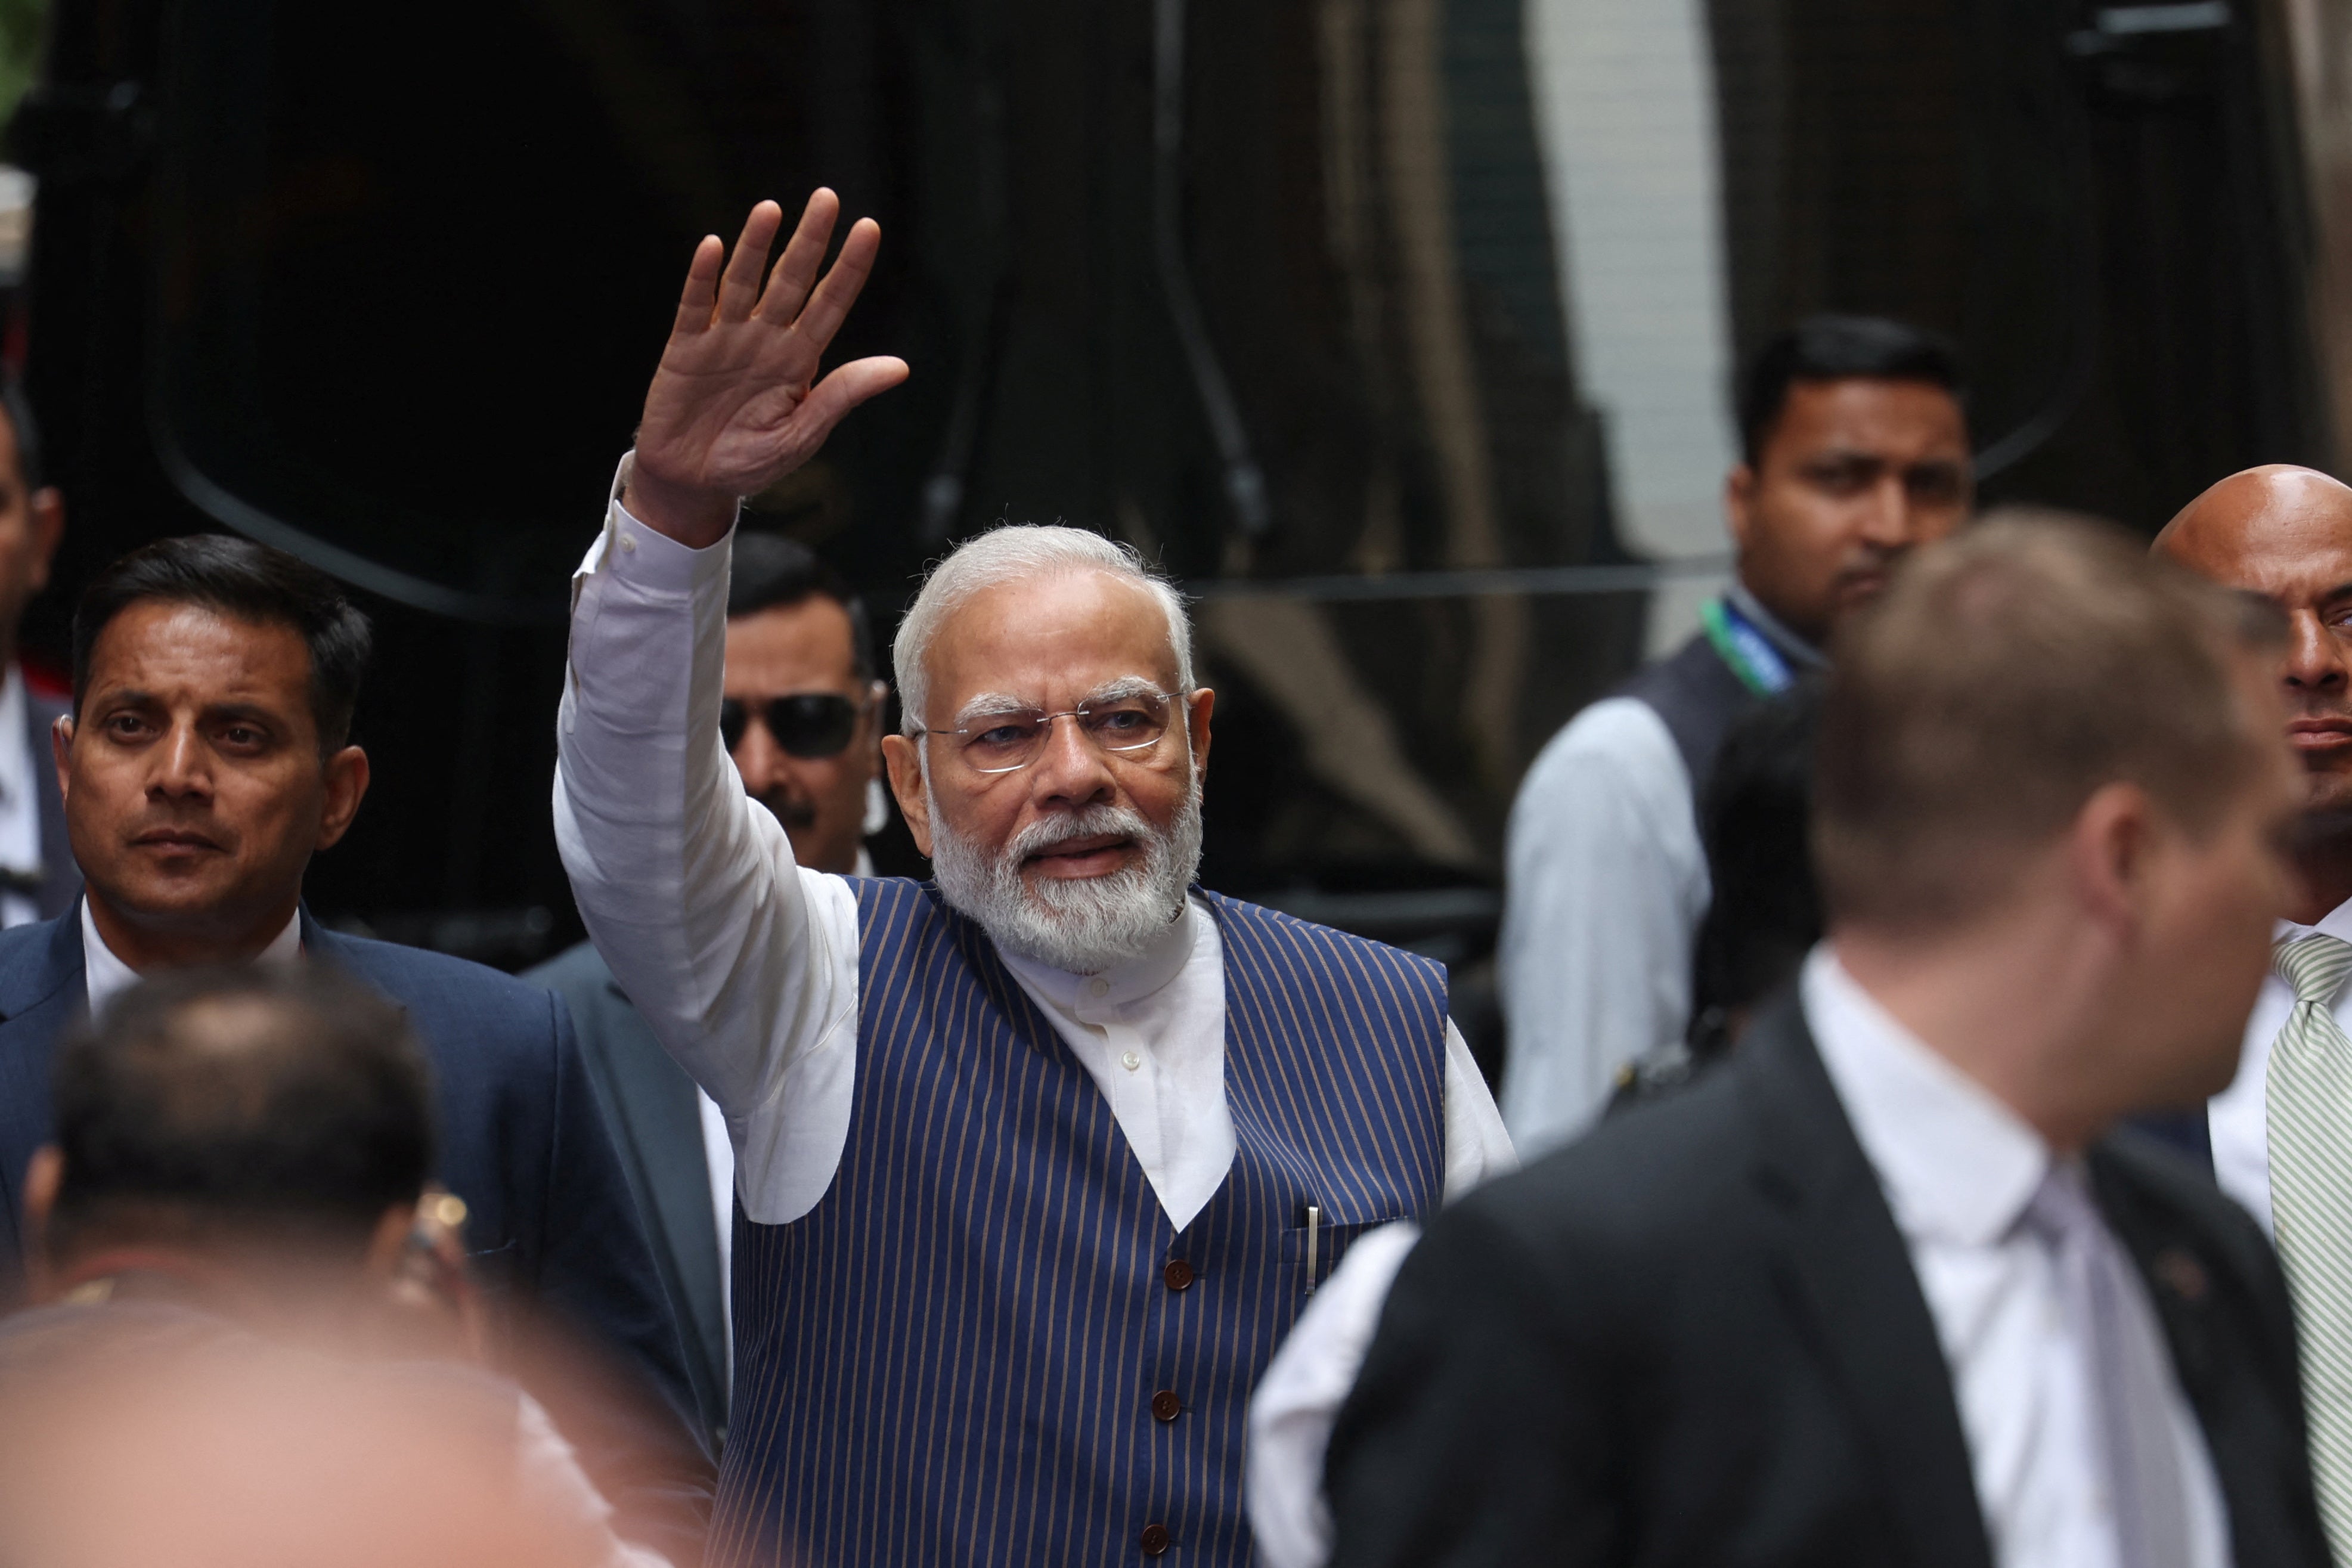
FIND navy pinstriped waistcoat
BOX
[709,878,1449,1568]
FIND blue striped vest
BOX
[710,878,1449,1567]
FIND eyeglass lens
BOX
[957,693,1173,774]
[720,694,862,759]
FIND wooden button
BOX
[1151,1389,1183,1423]
[1163,1259,1195,1292]
[1140,1523,1172,1556]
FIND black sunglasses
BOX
[720,693,867,759]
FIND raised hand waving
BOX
[625,190,909,548]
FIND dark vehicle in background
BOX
[3,0,2332,1083]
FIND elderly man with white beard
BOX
[554,192,1516,1568]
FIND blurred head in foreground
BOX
[23,963,438,1327]
[0,966,641,1567]
[1818,510,2300,1143]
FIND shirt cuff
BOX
[572,450,739,601]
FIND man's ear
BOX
[1725,463,1759,552]
[22,1145,61,1303]
[1186,687,1215,788]
[315,745,371,851]
[2068,781,2156,935]
[881,734,929,858]
[26,487,63,596]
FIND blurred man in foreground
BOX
[558,190,1511,1566]
[0,535,708,1554]
[2153,464,2352,1558]
[1331,518,2326,1567]
[1501,316,1972,1154]
[531,531,891,1449]
[0,965,662,1568]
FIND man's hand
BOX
[624,190,909,548]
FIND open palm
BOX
[630,190,908,546]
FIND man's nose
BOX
[1028,713,1115,805]
[150,724,212,797]
[2284,609,2349,693]
[732,716,786,796]
[1858,473,1913,547]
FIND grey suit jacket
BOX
[527,939,728,1451]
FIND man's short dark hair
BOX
[728,532,875,683]
[48,965,436,1260]
[0,376,44,494]
[1737,315,1966,466]
[72,537,373,751]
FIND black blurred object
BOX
[1608,681,1823,1113]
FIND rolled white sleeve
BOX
[1245,1221,1424,1568]
[553,455,862,1225]
[1496,698,1706,1159]
[1440,1021,1516,1200]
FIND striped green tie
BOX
[2269,931,2352,1557]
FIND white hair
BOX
[893,525,1195,735]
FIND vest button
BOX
[1163,1259,1195,1292]
[1150,1389,1183,1423]
[1140,1523,1172,1556]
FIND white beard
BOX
[928,783,1204,975]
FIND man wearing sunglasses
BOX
[554,191,1514,1568]
[529,529,888,1452]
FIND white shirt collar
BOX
[1802,944,2053,1247]
[81,900,305,1018]
[2276,891,2352,945]
[994,896,1200,1018]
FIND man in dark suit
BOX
[0,381,75,925]
[1328,516,2328,1568]
[0,534,709,1558]
[528,532,890,1449]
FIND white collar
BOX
[2275,892,2352,946]
[81,900,305,1018]
[1803,944,2053,1248]
[993,895,1201,1016]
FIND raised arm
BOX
[555,193,903,1180]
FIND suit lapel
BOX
[1739,998,1995,1568]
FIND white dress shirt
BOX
[2207,897,2352,1236]
[1497,584,1820,1158]
[0,665,46,929]
[554,462,1514,1232]
[1805,948,2230,1568]
[1245,1220,1423,1568]
[1497,696,1704,1156]
[82,901,303,1017]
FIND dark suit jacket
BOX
[1327,996,2328,1568]
[526,938,729,1451]
[0,907,714,1559]
[24,681,77,921]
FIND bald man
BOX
[2157,463,2352,1555]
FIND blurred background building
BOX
[0,0,2333,1079]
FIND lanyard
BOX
[1699,596,1795,696]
